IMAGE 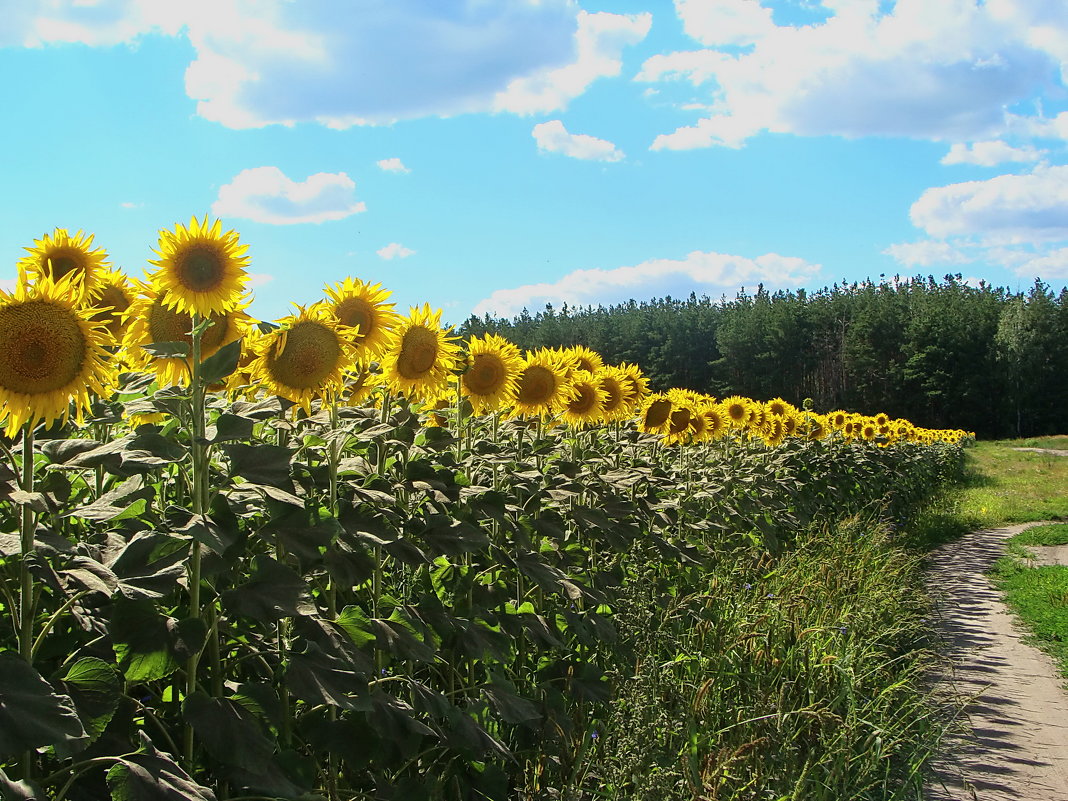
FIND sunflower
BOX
[801,413,829,441]
[596,366,629,421]
[18,228,109,302]
[636,393,672,435]
[323,277,399,362]
[0,273,114,436]
[508,348,572,418]
[122,285,250,386]
[560,369,606,427]
[765,397,796,418]
[460,333,522,415]
[617,362,649,412]
[687,408,709,443]
[249,305,359,411]
[828,410,849,431]
[722,395,752,429]
[148,215,250,318]
[781,411,800,438]
[701,402,729,441]
[87,269,135,340]
[342,367,380,407]
[381,304,459,402]
[762,416,786,448]
[562,345,604,374]
[663,392,695,445]
[860,419,879,442]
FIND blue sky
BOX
[3,0,1068,326]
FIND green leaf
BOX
[106,731,217,801]
[222,555,314,622]
[204,412,255,444]
[53,657,122,757]
[220,443,294,489]
[108,597,182,683]
[0,651,86,759]
[0,767,43,800]
[198,339,242,384]
[335,606,376,648]
[141,341,190,359]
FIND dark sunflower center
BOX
[176,245,225,292]
[516,365,555,406]
[48,253,82,280]
[335,298,372,338]
[268,321,341,390]
[464,354,504,395]
[600,380,623,412]
[0,300,86,395]
[397,326,438,379]
[147,301,228,350]
[576,357,596,372]
[727,403,746,421]
[669,408,690,434]
[568,385,598,416]
[643,399,671,428]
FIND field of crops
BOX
[0,221,970,800]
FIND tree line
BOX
[459,275,1068,439]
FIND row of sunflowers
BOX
[5,217,970,447]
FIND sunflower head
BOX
[596,366,629,421]
[0,272,115,436]
[722,395,752,429]
[87,269,135,340]
[381,304,459,403]
[148,215,250,318]
[323,277,400,361]
[250,305,359,411]
[766,397,796,418]
[561,345,604,375]
[122,284,251,386]
[762,416,786,448]
[19,228,109,302]
[561,369,606,428]
[509,348,572,418]
[637,393,672,435]
[618,362,649,411]
[829,410,849,430]
[461,333,522,415]
[701,402,729,441]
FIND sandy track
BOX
[925,523,1068,800]
[1011,447,1068,457]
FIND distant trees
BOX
[459,275,1068,438]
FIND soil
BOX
[924,522,1068,800]
[1011,447,1068,457]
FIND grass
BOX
[952,440,1068,527]
[596,518,939,801]
[992,558,1068,679]
[1009,434,1068,450]
[1009,523,1068,547]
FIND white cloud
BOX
[246,272,274,288]
[641,0,1065,150]
[212,166,366,225]
[884,240,973,268]
[0,278,18,293]
[5,0,184,47]
[377,243,415,260]
[376,157,410,174]
[184,0,585,128]
[493,10,652,115]
[120,201,142,209]
[941,140,1045,166]
[910,165,1068,243]
[473,250,820,317]
[1008,247,1068,278]
[532,120,624,162]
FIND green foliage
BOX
[993,561,1068,679]
[1010,523,1068,547]
[0,384,964,800]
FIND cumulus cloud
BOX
[376,157,410,174]
[532,120,624,162]
[212,166,366,225]
[941,140,1045,166]
[472,250,820,318]
[1011,247,1068,278]
[493,10,652,115]
[377,243,415,260]
[883,240,973,268]
[910,165,1068,243]
[640,0,1066,150]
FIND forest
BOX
[460,275,1068,439]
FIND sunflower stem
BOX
[184,313,211,765]
[18,424,36,781]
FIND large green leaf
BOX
[106,732,217,801]
[108,598,182,683]
[220,443,294,489]
[53,657,122,758]
[198,339,241,385]
[0,651,86,759]
[222,555,314,622]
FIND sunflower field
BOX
[0,220,970,800]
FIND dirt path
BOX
[925,523,1068,800]
[1011,447,1068,457]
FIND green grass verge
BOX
[992,557,1068,679]
[1009,523,1068,546]
[1008,435,1068,450]
[954,440,1068,527]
